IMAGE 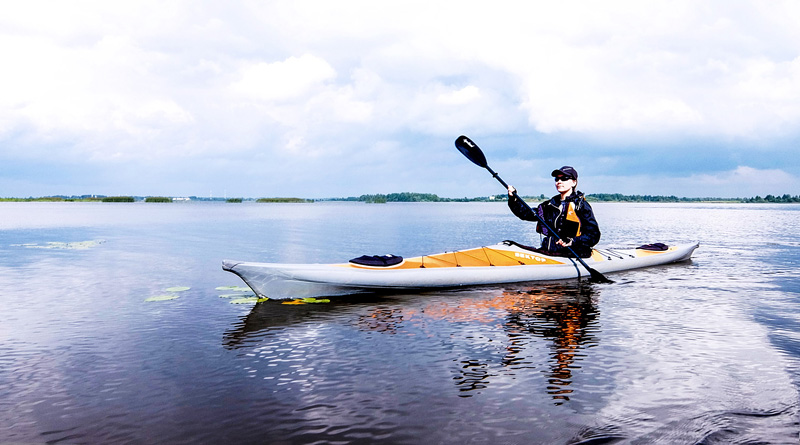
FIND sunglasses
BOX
[554,176,574,182]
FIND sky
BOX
[1,1,799,199]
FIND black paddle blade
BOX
[455,135,488,168]
[587,267,614,284]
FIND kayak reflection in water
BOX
[507,166,601,258]
[501,286,599,405]
[415,284,599,403]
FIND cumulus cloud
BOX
[0,28,199,161]
[232,55,336,101]
[437,86,481,106]
[492,2,800,139]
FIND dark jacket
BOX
[508,191,601,257]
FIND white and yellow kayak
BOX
[222,241,699,299]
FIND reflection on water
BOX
[410,284,597,403]
[358,306,406,334]
[501,286,598,404]
[225,283,598,405]
[222,294,391,349]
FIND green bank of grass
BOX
[102,196,135,202]
[0,197,64,202]
[0,197,102,202]
[145,197,173,203]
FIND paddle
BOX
[454,135,613,283]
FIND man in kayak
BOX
[507,166,601,258]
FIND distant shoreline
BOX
[1,192,798,204]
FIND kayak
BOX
[222,241,699,299]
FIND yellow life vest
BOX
[563,201,582,238]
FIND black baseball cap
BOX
[551,166,578,180]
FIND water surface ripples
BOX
[1,202,798,443]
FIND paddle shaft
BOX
[485,165,510,190]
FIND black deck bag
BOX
[349,254,404,267]
[637,243,669,251]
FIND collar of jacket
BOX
[548,191,585,207]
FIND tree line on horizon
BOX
[740,194,800,203]
[3,192,800,203]
[329,192,800,204]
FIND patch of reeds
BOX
[0,197,68,202]
[145,197,173,203]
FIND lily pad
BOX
[13,239,106,250]
[282,297,331,305]
[165,286,191,292]
[215,286,250,292]
[302,297,330,303]
[219,293,255,298]
[145,295,180,302]
[229,297,269,304]
[229,297,258,304]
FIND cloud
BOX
[436,86,481,106]
[493,2,800,139]
[0,30,199,161]
[232,55,336,101]
[1,1,800,197]
[691,166,797,193]
[592,166,800,198]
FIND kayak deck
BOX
[223,241,699,300]
[347,244,566,269]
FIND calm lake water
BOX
[1,201,799,444]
